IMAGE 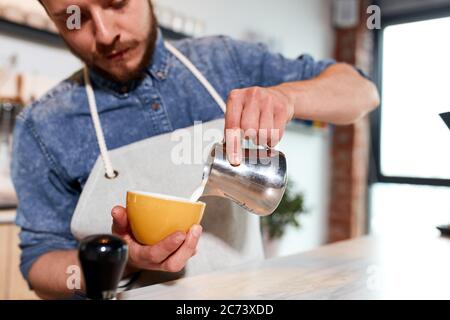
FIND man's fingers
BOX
[142,231,186,264]
[225,128,242,166]
[271,113,286,147]
[225,90,244,130]
[258,104,274,147]
[225,90,244,166]
[111,206,129,235]
[161,225,202,273]
[240,99,260,145]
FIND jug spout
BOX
[200,183,222,198]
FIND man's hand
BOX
[224,86,294,166]
[111,206,202,273]
[223,64,381,167]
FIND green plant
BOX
[261,179,306,240]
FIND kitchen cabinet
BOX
[0,210,39,300]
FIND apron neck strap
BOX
[83,41,226,179]
[83,66,117,179]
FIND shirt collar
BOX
[88,28,170,95]
[148,28,170,81]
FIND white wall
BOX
[154,0,334,59]
[0,34,81,100]
[154,0,335,255]
[276,125,331,255]
[0,0,80,100]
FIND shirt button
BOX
[151,103,161,111]
[156,71,165,79]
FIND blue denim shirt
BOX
[11,29,335,283]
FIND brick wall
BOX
[328,0,373,242]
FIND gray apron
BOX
[70,42,264,288]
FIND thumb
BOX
[111,206,129,235]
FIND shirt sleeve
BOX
[223,37,336,88]
[11,114,79,287]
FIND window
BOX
[370,8,450,236]
[379,16,450,182]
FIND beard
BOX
[63,6,159,84]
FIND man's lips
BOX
[106,48,131,60]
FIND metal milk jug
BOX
[197,143,288,216]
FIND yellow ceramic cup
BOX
[126,191,206,246]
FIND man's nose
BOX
[91,8,119,46]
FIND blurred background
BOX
[0,0,449,299]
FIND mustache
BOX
[96,40,139,57]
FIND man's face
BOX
[42,0,157,83]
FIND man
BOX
[12,0,379,299]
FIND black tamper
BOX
[79,235,128,300]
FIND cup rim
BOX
[127,190,205,205]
